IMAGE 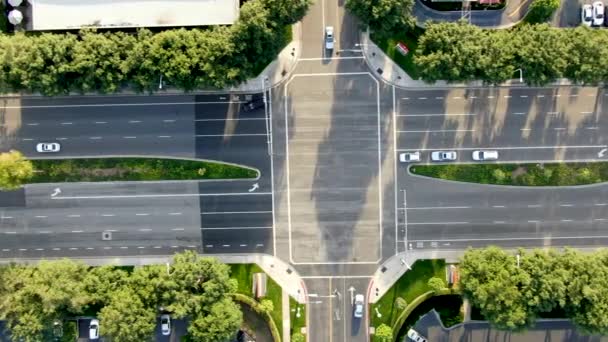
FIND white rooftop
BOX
[28,0,239,31]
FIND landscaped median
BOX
[29,157,257,183]
[410,162,608,186]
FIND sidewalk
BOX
[359,30,577,89]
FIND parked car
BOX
[89,319,100,340]
[472,150,498,161]
[160,314,171,336]
[325,26,334,50]
[593,1,604,26]
[353,294,364,318]
[242,98,264,112]
[431,151,457,161]
[399,151,421,163]
[582,4,593,26]
[36,142,60,153]
[407,329,428,342]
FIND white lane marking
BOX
[69,247,78,250]
[402,97,409,100]
[71,230,83,233]
[201,226,273,230]
[61,122,73,125]
[453,97,462,99]
[0,101,243,109]
[205,244,214,248]
[52,248,61,251]
[53,192,272,200]
[396,113,476,117]
[158,136,172,138]
[586,127,599,130]
[411,235,608,242]
[398,129,474,133]
[470,96,478,99]
[137,246,145,249]
[90,137,102,140]
[95,121,107,124]
[521,128,531,131]
[581,111,593,114]
[22,138,33,141]
[298,56,366,61]
[1,249,9,252]
[595,218,607,221]
[527,204,541,208]
[537,95,545,98]
[435,96,444,99]
[256,244,264,247]
[504,95,512,98]
[403,206,471,210]
[560,204,573,207]
[104,247,112,250]
[399,145,607,151]
[492,205,506,208]
[547,111,559,115]
[138,228,152,232]
[195,118,266,122]
[18,248,27,251]
[35,248,44,251]
[196,133,267,137]
[135,213,149,216]
[493,221,505,224]
[171,246,179,248]
[201,211,272,215]
[101,214,115,217]
[487,96,495,98]
[27,123,39,126]
[520,95,528,98]
[56,137,68,140]
[222,244,230,247]
[123,136,137,139]
[5,232,16,234]
[163,119,176,123]
[120,246,128,249]
[596,203,607,206]
[171,228,185,231]
[527,220,540,223]
[35,215,47,218]
[553,94,561,97]
[513,112,525,115]
[128,120,142,123]
[570,94,579,97]
[0,216,13,219]
[67,214,81,218]
[39,231,51,234]
[86,247,94,250]
[105,229,119,232]
[408,222,468,225]
[168,212,182,216]
[554,127,566,130]
[418,97,427,100]
[240,244,248,247]
[561,219,573,222]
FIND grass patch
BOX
[370,27,424,80]
[29,157,257,183]
[229,264,283,337]
[371,259,446,328]
[290,297,306,336]
[411,162,608,186]
[396,295,463,341]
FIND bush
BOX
[375,323,393,342]
[292,332,305,342]
[427,277,447,293]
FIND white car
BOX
[325,26,334,50]
[431,151,457,162]
[582,4,593,26]
[88,319,100,340]
[353,294,364,318]
[407,329,427,342]
[593,1,604,26]
[472,150,498,161]
[36,142,60,153]
[399,151,421,163]
[160,314,171,336]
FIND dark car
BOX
[242,98,265,112]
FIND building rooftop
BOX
[27,0,239,31]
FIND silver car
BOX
[407,329,427,342]
[325,26,334,50]
[399,151,421,163]
[36,142,60,153]
[160,314,171,336]
[472,150,498,161]
[353,294,364,318]
[431,151,457,161]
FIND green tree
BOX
[0,150,33,190]
[83,265,129,304]
[258,299,274,314]
[187,298,242,342]
[428,277,447,293]
[519,249,569,313]
[459,247,534,330]
[259,0,312,25]
[525,0,560,23]
[292,332,306,342]
[98,287,156,342]
[375,323,393,342]
[565,27,608,85]
[346,0,415,38]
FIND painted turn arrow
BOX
[248,183,259,192]
[599,148,608,158]
[50,188,61,197]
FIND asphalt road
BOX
[0,93,274,258]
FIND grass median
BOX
[29,157,257,183]
[410,162,608,186]
[370,27,424,80]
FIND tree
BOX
[83,265,130,305]
[428,277,447,293]
[346,0,415,38]
[0,150,33,190]
[525,0,560,23]
[519,249,569,314]
[258,299,274,314]
[292,332,306,342]
[459,247,534,330]
[375,323,393,342]
[565,27,608,85]
[98,287,156,342]
[259,0,312,26]
[187,298,242,342]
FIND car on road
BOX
[353,294,364,318]
[431,151,457,162]
[593,1,604,26]
[36,142,60,153]
[325,26,334,50]
[89,319,100,340]
[399,151,421,163]
[160,314,171,336]
[242,98,264,112]
[472,150,498,161]
[407,329,427,342]
[582,4,593,26]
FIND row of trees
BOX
[0,251,243,341]
[0,0,310,95]
[460,247,608,334]
[415,22,608,86]
[345,0,415,39]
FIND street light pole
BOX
[158,75,163,90]
[515,69,523,83]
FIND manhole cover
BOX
[102,231,112,240]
